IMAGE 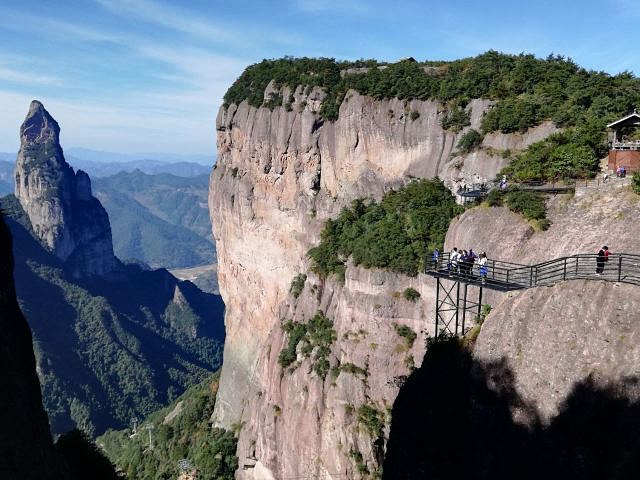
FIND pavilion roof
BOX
[607,111,640,129]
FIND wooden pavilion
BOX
[607,111,640,172]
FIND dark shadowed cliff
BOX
[0,213,69,480]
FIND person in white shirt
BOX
[449,247,460,275]
[478,252,488,283]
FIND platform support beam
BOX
[434,278,483,337]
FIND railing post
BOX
[618,256,623,282]
[529,267,533,287]
[563,257,567,281]
[506,269,510,285]
[435,279,440,337]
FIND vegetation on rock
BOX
[504,190,547,222]
[402,287,421,302]
[457,129,484,153]
[440,106,471,132]
[98,374,237,480]
[289,273,307,299]
[633,171,640,195]
[501,126,602,181]
[357,403,386,439]
[278,311,337,379]
[308,179,462,278]
[393,323,417,349]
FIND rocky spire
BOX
[14,101,118,278]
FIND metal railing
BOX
[428,252,640,290]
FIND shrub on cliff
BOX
[402,287,421,302]
[457,129,484,152]
[441,107,471,132]
[278,312,337,378]
[504,190,546,221]
[308,178,463,278]
[500,121,603,181]
[289,273,307,299]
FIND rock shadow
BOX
[383,336,640,479]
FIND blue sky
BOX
[0,0,638,158]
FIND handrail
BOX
[428,252,640,290]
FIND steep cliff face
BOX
[15,101,117,277]
[210,87,552,477]
[0,214,69,480]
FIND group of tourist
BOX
[432,247,489,283]
[431,245,613,283]
[616,165,627,177]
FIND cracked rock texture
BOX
[14,101,118,278]
[209,86,554,478]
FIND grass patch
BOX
[393,323,417,349]
[402,287,421,302]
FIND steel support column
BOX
[434,278,483,337]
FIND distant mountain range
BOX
[65,147,214,166]
[0,149,213,179]
[1,155,215,270]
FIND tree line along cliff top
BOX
[223,52,640,182]
[223,51,640,133]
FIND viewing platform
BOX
[426,252,640,337]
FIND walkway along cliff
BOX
[209,73,640,478]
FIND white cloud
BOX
[292,0,372,15]
[95,0,239,44]
[0,88,218,155]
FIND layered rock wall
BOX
[210,88,551,477]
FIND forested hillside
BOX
[98,373,237,480]
[93,171,214,269]
[0,194,225,437]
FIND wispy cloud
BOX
[292,0,372,15]
[0,66,62,86]
[95,0,238,44]
[0,10,121,43]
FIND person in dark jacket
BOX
[596,248,605,275]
